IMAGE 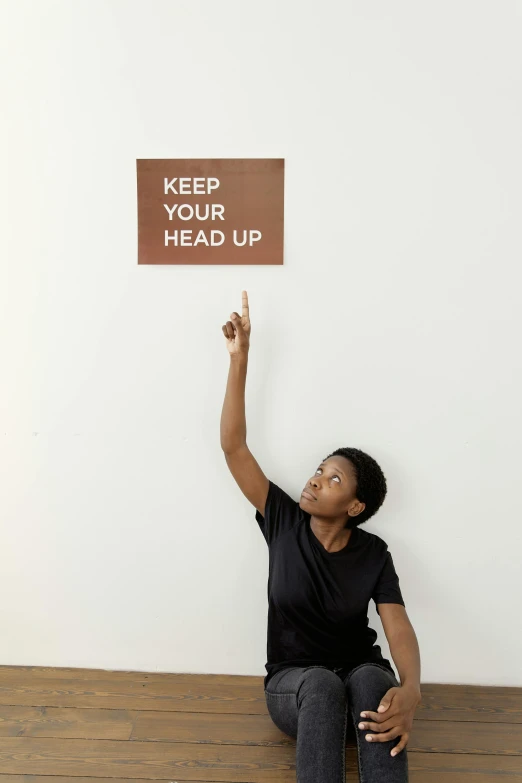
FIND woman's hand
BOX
[358,684,421,757]
[222,290,251,357]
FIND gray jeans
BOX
[264,662,409,782]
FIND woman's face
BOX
[300,456,365,520]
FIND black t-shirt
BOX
[256,480,405,689]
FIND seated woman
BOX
[221,291,421,783]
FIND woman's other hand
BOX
[222,290,251,358]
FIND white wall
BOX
[2,0,521,687]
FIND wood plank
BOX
[1,667,521,723]
[0,741,522,782]
[132,711,522,755]
[419,683,522,723]
[0,737,300,780]
[0,668,263,713]
[0,704,521,756]
[0,705,134,740]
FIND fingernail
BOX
[358,723,365,729]
[366,735,372,741]
[360,713,366,717]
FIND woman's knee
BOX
[265,667,341,739]
[348,662,398,682]
[297,666,347,708]
[346,663,397,705]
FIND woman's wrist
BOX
[402,682,422,701]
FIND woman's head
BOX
[300,447,388,529]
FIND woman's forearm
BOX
[220,355,248,452]
[389,626,422,698]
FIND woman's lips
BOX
[301,490,317,501]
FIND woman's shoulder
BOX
[356,526,390,551]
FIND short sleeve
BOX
[372,550,405,614]
[255,480,303,546]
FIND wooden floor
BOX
[0,666,521,782]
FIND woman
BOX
[220,291,422,783]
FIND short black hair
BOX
[323,446,388,528]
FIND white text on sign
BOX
[165,230,262,247]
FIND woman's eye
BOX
[315,468,340,482]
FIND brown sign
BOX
[136,158,284,265]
